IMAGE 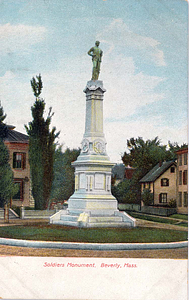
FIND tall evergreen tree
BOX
[25,75,59,209]
[0,104,18,207]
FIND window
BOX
[161,178,169,186]
[13,152,26,169]
[184,192,188,207]
[159,193,167,203]
[143,183,146,189]
[12,180,23,201]
[178,192,182,207]
[179,154,182,166]
[170,167,175,173]
[179,171,182,185]
[184,153,188,165]
[183,170,187,185]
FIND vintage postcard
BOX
[0,0,188,299]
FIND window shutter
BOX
[183,170,187,185]
[13,152,16,168]
[159,194,161,203]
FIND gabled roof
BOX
[4,127,29,143]
[139,160,176,183]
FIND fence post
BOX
[21,205,25,219]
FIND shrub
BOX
[168,199,176,208]
[141,188,153,206]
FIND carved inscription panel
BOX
[95,173,105,190]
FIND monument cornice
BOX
[83,80,106,94]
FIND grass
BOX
[176,222,188,227]
[129,212,177,224]
[0,225,187,243]
[169,214,188,221]
[128,212,188,227]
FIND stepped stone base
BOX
[50,205,136,228]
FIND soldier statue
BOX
[88,41,103,80]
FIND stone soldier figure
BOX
[88,41,103,80]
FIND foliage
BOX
[30,74,43,98]
[25,75,59,210]
[141,188,153,206]
[122,137,176,175]
[0,104,8,139]
[168,198,176,208]
[112,179,133,203]
[121,137,187,204]
[0,105,18,207]
[50,146,80,202]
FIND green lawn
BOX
[176,222,188,227]
[169,214,188,221]
[0,225,187,243]
[129,212,177,224]
[129,212,188,226]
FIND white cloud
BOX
[102,55,165,120]
[97,18,166,66]
[0,71,34,131]
[0,23,47,55]
[105,120,187,163]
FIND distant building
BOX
[112,163,135,185]
[140,160,177,207]
[176,147,188,214]
[4,125,34,208]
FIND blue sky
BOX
[0,0,188,162]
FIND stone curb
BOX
[0,237,187,251]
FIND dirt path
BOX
[0,244,187,259]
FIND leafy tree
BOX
[0,104,8,139]
[25,75,59,209]
[112,179,130,203]
[50,146,80,202]
[141,188,153,206]
[123,137,170,176]
[121,136,186,204]
[0,104,18,207]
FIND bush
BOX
[168,199,176,208]
[24,206,35,210]
[141,188,153,206]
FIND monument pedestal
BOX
[50,81,135,227]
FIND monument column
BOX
[50,42,135,227]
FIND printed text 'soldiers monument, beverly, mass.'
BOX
[50,42,135,227]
